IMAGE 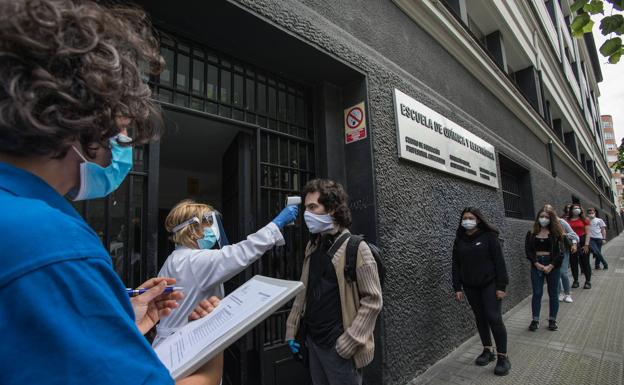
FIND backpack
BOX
[328,233,385,287]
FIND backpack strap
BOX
[326,232,351,259]
[345,235,364,283]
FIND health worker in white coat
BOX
[154,199,298,347]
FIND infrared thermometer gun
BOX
[285,196,302,226]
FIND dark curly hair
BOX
[302,178,352,228]
[0,0,164,158]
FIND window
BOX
[150,31,311,140]
[499,154,534,219]
[605,132,615,140]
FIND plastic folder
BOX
[154,275,304,380]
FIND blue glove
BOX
[287,339,301,354]
[272,205,299,229]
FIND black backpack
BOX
[328,233,385,287]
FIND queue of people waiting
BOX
[452,202,610,378]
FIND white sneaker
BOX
[558,293,565,301]
[564,295,573,303]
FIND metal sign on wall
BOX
[393,88,499,188]
[344,102,367,144]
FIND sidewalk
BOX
[409,233,624,385]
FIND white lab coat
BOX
[153,222,284,346]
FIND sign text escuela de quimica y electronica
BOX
[393,88,499,188]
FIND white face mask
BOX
[304,211,334,234]
[538,217,550,227]
[461,219,477,230]
[572,208,581,216]
[588,213,596,219]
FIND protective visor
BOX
[171,211,229,248]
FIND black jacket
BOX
[452,230,509,292]
[524,231,567,268]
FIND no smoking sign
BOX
[344,102,367,144]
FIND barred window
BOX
[499,154,533,219]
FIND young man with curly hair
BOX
[0,1,204,384]
[285,179,383,385]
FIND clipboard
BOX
[154,275,304,380]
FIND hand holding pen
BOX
[130,277,184,335]
[126,286,184,297]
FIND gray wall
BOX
[231,0,621,384]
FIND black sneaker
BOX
[528,320,539,331]
[548,320,558,331]
[595,266,601,270]
[572,281,580,288]
[494,355,511,376]
[604,266,609,270]
[583,282,592,289]
[475,348,496,366]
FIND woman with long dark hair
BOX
[566,204,592,289]
[525,208,567,331]
[452,207,511,376]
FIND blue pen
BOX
[126,286,184,297]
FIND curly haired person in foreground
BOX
[0,1,215,384]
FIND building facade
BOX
[601,115,622,209]
[78,1,622,384]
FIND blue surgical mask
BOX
[70,134,133,201]
[197,227,217,249]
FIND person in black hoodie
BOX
[452,207,510,376]
[525,207,567,332]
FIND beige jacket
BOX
[285,229,383,368]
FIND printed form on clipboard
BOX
[154,275,304,380]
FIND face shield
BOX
[171,210,230,249]
[204,211,229,248]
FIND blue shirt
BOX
[0,162,173,385]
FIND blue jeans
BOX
[589,238,608,268]
[558,250,571,294]
[531,256,561,321]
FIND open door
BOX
[221,131,256,385]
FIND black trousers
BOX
[463,282,508,354]
[570,235,592,283]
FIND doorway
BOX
[157,108,252,263]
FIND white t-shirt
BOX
[589,217,606,239]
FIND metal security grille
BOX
[150,30,315,351]
[151,31,311,141]
[501,171,522,219]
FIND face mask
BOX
[538,217,550,227]
[572,208,581,216]
[304,211,334,234]
[588,214,596,219]
[197,227,217,249]
[69,134,133,201]
[461,219,477,230]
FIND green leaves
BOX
[571,0,623,64]
[600,37,622,55]
[599,37,623,63]
[585,0,605,14]
[571,13,595,37]
[571,0,589,13]
[600,14,624,34]
[606,0,624,11]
